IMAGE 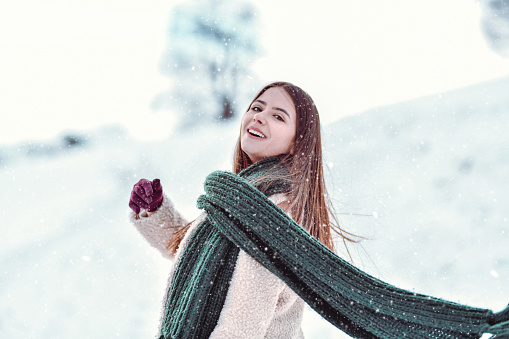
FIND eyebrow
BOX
[254,100,291,119]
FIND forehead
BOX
[257,87,295,112]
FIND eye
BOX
[251,105,262,112]
[273,114,284,122]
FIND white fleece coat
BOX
[129,193,306,339]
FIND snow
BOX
[1,77,508,338]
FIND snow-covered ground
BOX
[1,77,508,338]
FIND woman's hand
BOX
[129,178,163,215]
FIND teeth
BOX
[248,129,266,138]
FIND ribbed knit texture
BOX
[160,157,509,339]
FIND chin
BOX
[242,150,264,163]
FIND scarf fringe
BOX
[488,305,509,337]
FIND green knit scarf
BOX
[160,158,509,339]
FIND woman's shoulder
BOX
[268,192,288,205]
[269,192,292,215]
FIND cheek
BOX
[241,113,251,129]
[239,120,247,135]
[282,131,295,152]
[287,125,297,145]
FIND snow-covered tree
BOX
[152,0,261,126]
[479,0,509,57]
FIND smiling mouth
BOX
[248,129,266,138]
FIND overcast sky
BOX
[1,0,508,144]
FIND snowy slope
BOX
[323,76,509,310]
[1,76,508,338]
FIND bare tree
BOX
[479,0,509,57]
[152,0,261,127]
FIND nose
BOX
[252,111,266,125]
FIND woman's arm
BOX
[129,194,189,259]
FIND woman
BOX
[129,82,350,338]
[130,82,509,339]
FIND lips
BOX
[247,127,266,138]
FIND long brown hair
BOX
[168,81,358,255]
[233,81,358,252]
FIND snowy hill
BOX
[1,76,508,338]
[324,76,509,310]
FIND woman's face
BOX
[240,87,297,163]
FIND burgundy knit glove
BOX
[129,178,163,215]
